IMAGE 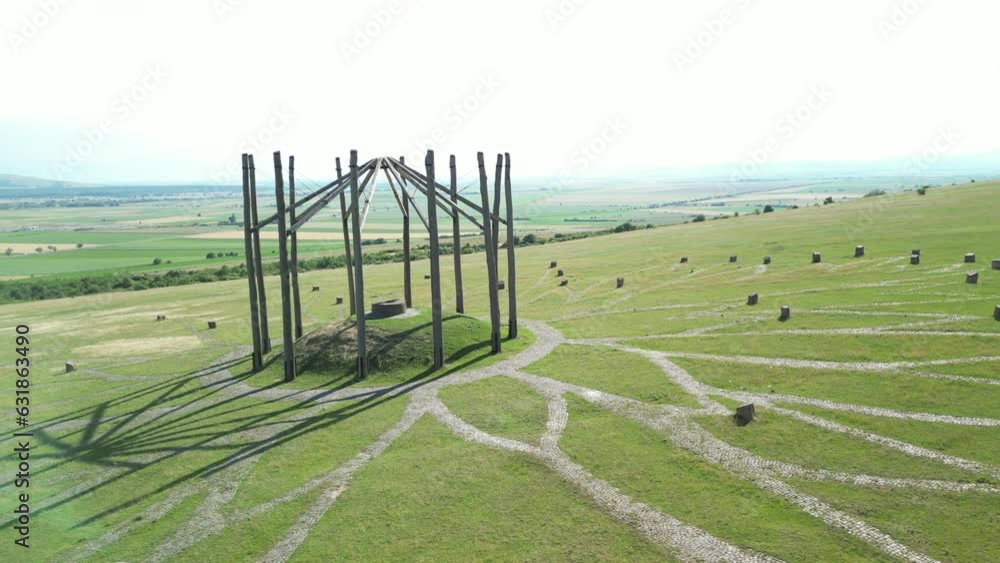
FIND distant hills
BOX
[0,174,101,189]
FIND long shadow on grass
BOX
[1,331,514,532]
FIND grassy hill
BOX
[0,182,997,561]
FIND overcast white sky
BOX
[2,0,998,184]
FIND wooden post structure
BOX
[349,151,369,379]
[478,152,502,354]
[273,152,296,382]
[289,155,303,339]
[450,155,465,314]
[241,154,263,371]
[248,155,271,353]
[401,156,413,309]
[336,158,356,315]
[492,155,503,266]
[426,151,444,368]
[504,153,518,338]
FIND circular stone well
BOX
[371,299,407,318]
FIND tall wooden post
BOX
[426,151,445,369]
[241,154,263,371]
[478,152,502,354]
[336,158,356,315]
[504,153,518,339]
[400,155,412,308]
[493,155,503,266]
[289,155,303,339]
[449,155,465,314]
[273,152,296,382]
[349,151,369,379]
[248,155,271,353]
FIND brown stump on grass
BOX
[424,274,431,280]
[735,403,755,425]
[371,299,407,318]
[557,269,565,277]
[965,253,976,264]
[616,277,625,289]
[747,293,759,306]
[780,306,791,321]
[729,256,738,263]
[994,305,1000,321]
[550,261,558,269]
[207,321,217,330]
[967,272,979,284]
[993,259,1000,271]
[65,362,77,374]
[680,257,689,264]
[812,252,822,264]
[763,256,771,265]
[855,245,865,258]
[311,286,320,292]
[911,254,921,265]
[336,296,344,305]
[560,279,569,287]
[498,280,506,290]
[912,249,921,257]
[155,314,166,322]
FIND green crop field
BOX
[1,182,998,561]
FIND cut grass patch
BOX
[439,375,549,446]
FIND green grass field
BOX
[1,182,998,561]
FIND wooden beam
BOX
[426,151,444,369]
[504,153,518,339]
[387,156,507,225]
[273,151,296,382]
[248,155,271,354]
[384,158,430,230]
[240,154,263,371]
[390,159,484,231]
[336,158,356,316]
[400,156,412,308]
[450,154,464,314]
[255,159,374,232]
[478,152,502,354]
[289,159,376,233]
[349,150,369,379]
[289,155,303,340]
[493,154,503,266]
[359,158,380,230]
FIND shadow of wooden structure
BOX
[240,150,518,383]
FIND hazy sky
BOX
[2,0,998,184]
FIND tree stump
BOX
[965,253,976,263]
[424,274,432,280]
[207,321,217,330]
[550,261,558,269]
[747,293,759,306]
[557,269,565,277]
[498,280,506,290]
[994,305,1000,321]
[371,299,407,317]
[729,256,738,263]
[65,362,77,374]
[311,286,320,292]
[616,277,625,289]
[967,271,979,284]
[680,257,689,264]
[855,245,865,258]
[912,249,921,257]
[560,279,569,287]
[780,305,791,321]
[336,296,344,305]
[911,254,920,265]
[155,314,166,322]
[763,256,771,265]
[812,252,822,264]
[735,403,755,424]
[993,259,1000,271]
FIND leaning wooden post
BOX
[335,158,356,316]
[289,155,303,339]
[504,153,518,339]
[401,155,413,308]
[349,151,369,379]
[478,152,502,354]
[450,155,465,314]
[425,151,445,369]
[240,154,263,371]
[493,155,503,266]
[273,152,296,382]
[248,155,271,353]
